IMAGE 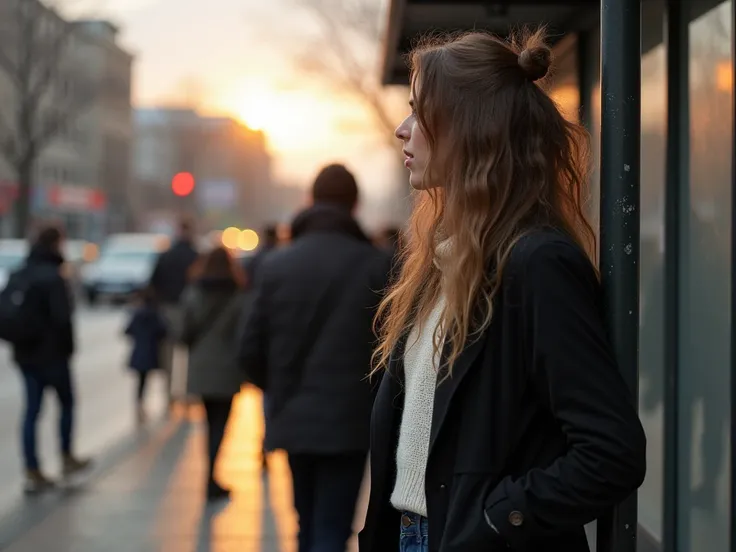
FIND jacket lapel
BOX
[428,332,487,456]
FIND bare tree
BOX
[287,0,404,146]
[0,0,96,237]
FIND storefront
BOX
[37,184,107,242]
[382,1,734,551]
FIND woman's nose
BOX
[395,120,410,141]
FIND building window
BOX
[678,1,733,550]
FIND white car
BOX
[0,247,27,290]
[80,248,159,304]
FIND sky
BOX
[69,0,408,211]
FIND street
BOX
[0,306,167,517]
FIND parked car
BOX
[0,240,28,290]
[80,234,168,304]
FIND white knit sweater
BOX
[390,296,445,517]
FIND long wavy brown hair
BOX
[373,28,596,377]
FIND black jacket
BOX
[13,248,75,367]
[240,203,392,454]
[359,230,646,552]
[149,240,199,305]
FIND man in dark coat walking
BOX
[240,164,391,552]
[149,218,199,406]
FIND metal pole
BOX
[597,0,641,551]
[663,2,688,551]
[730,1,736,550]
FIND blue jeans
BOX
[400,512,429,552]
[20,362,74,470]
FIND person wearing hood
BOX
[13,226,91,493]
[239,164,391,552]
[179,246,246,501]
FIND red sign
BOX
[0,180,18,214]
[48,185,106,212]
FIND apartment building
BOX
[0,1,133,241]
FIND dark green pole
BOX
[597,0,641,551]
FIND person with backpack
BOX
[124,286,168,424]
[0,226,91,493]
[239,164,392,552]
[179,246,246,501]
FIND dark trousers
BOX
[288,453,366,552]
[202,397,233,482]
[136,371,150,403]
[20,361,74,471]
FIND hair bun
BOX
[518,46,551,81]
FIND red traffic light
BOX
[172,172,195,197]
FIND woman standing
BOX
[180,246,245,501]
[359,30,647,552]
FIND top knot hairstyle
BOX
[373,27,595,377]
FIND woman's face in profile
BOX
[395,91,433,190]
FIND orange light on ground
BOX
[716,61,733,92]
[221,227,240,249]
[171,172,195,197]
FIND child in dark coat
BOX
[125,287,167,421]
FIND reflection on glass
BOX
[678,1,733,550]
[638,42,666,543]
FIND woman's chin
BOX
[409,174,426,190]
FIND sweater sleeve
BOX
[483,239,647,548]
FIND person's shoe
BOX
[206,481,231,501]
[23,469,56,494]
[62,455,92,478]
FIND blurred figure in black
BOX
[242,224,279,288]
[240,164,391,552]
[124,286,168,424]
[240,223,279,472]
[12,226,91,492]
[149,218,199,407]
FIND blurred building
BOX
[0,2,133,241]
[132,108,294,234]
[383,0,734,551]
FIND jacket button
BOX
[439,483,446,490]
[508,511,524,527]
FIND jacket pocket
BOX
[439,472,510,551]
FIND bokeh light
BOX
[171,172,195,196]
[221,227,240,249]
[238,229,259,251]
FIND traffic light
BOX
[172,172,195,197]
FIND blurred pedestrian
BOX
[360,30,646,552]
[242,224,279,286]
[6,226,91,493]
[240,223,279,472]
[149,218,199,408]
[124,286,168,424]
[240,163,392,552]
[180,246,246,501]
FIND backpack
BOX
[0,268,43,345]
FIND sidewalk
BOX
[1,388,366,552]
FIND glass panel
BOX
[638,42,667,543]
[678,2,733,550]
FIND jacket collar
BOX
[27,246,64,267]
[290,203,370,242]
